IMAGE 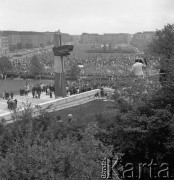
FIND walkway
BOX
[0,92,57,115]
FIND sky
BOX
[0,0,173,34]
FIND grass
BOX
[0,79,53,96]
[49,99,115,123]
[0,79,26,95]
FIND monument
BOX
[52,30,73,98]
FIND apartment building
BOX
[103,33,131,44]
[79,33,101,44]
[44,32,54,45]
[80,33,131,46]
[131,31,156,51]
[133,31,156,40]
[8,33,21,50]
[0,31,81,51]
[20,32,33,49]
[0,35,9,56]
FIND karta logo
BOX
[101,156,173,179]
[101,154,123,179]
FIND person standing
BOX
[10,92,14,99]
[47,88,50,96]
[56,115,62,122]
[2,92,5,99]
[131,59,146,78]
[50,90,52,98]
[14,99,18,109]
[67,114,73,124]
[67,90,70,96]
[32,89,35,98]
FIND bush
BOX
[0,104,112,180]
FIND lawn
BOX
[0,79,26,95]
[0,79,53,96]
[49,99,115,123]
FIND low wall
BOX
[0,89,101,123]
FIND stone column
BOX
[53,32,66,98]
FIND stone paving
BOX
[0,92,56,115]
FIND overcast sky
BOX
[0,0,173,34]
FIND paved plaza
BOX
[0,92,56,115]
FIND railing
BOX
[115,73,165,82]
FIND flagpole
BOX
[59,30,62,46]
[58,30,65,96]
[58,30,64,76]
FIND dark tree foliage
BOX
[0,105,112,180]
[0,56,13,74]
[148,24,174,59]
[29,55,44,76]
[66,63,81,80]
[148,24,174,91]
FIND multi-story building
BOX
[79,33,101,44]
[2,31,55,51]
[44,32,54,45]
[0,31,74,52]
[0,34,9,56]
[102,33,131,45]
[131,31,156,51]
[8,33,21,50]
[133,31,156,40]
[32,34,39,48]
[20,32,33,49]
[79,33,131,47]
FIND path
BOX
[0,92,57,115]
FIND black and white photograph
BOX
[0,0,174,179]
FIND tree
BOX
[148,24,174,88]
[66,63,80,80]
[148,24,174,59]
[0,56,13,74]
[29,55,44,77]
[0,104,112,180]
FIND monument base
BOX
[54,73,66,98]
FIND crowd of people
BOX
[2,91,17,110]
[1,78,114,111]
[29,81,106,98]
[7,99,17,110]
[12,58,31,74]
[31,84,55,98]
[10,50,54,75]
[1,48,160,112]
[65,54,138,76]
[9,49,157,79]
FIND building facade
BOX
[2,31,58,51]
[8,33,21,50]
[102,33,131,44]
[131,31,156,51]
[80,33,101,44]
[0,34,9,56]
[80,33,131,46]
